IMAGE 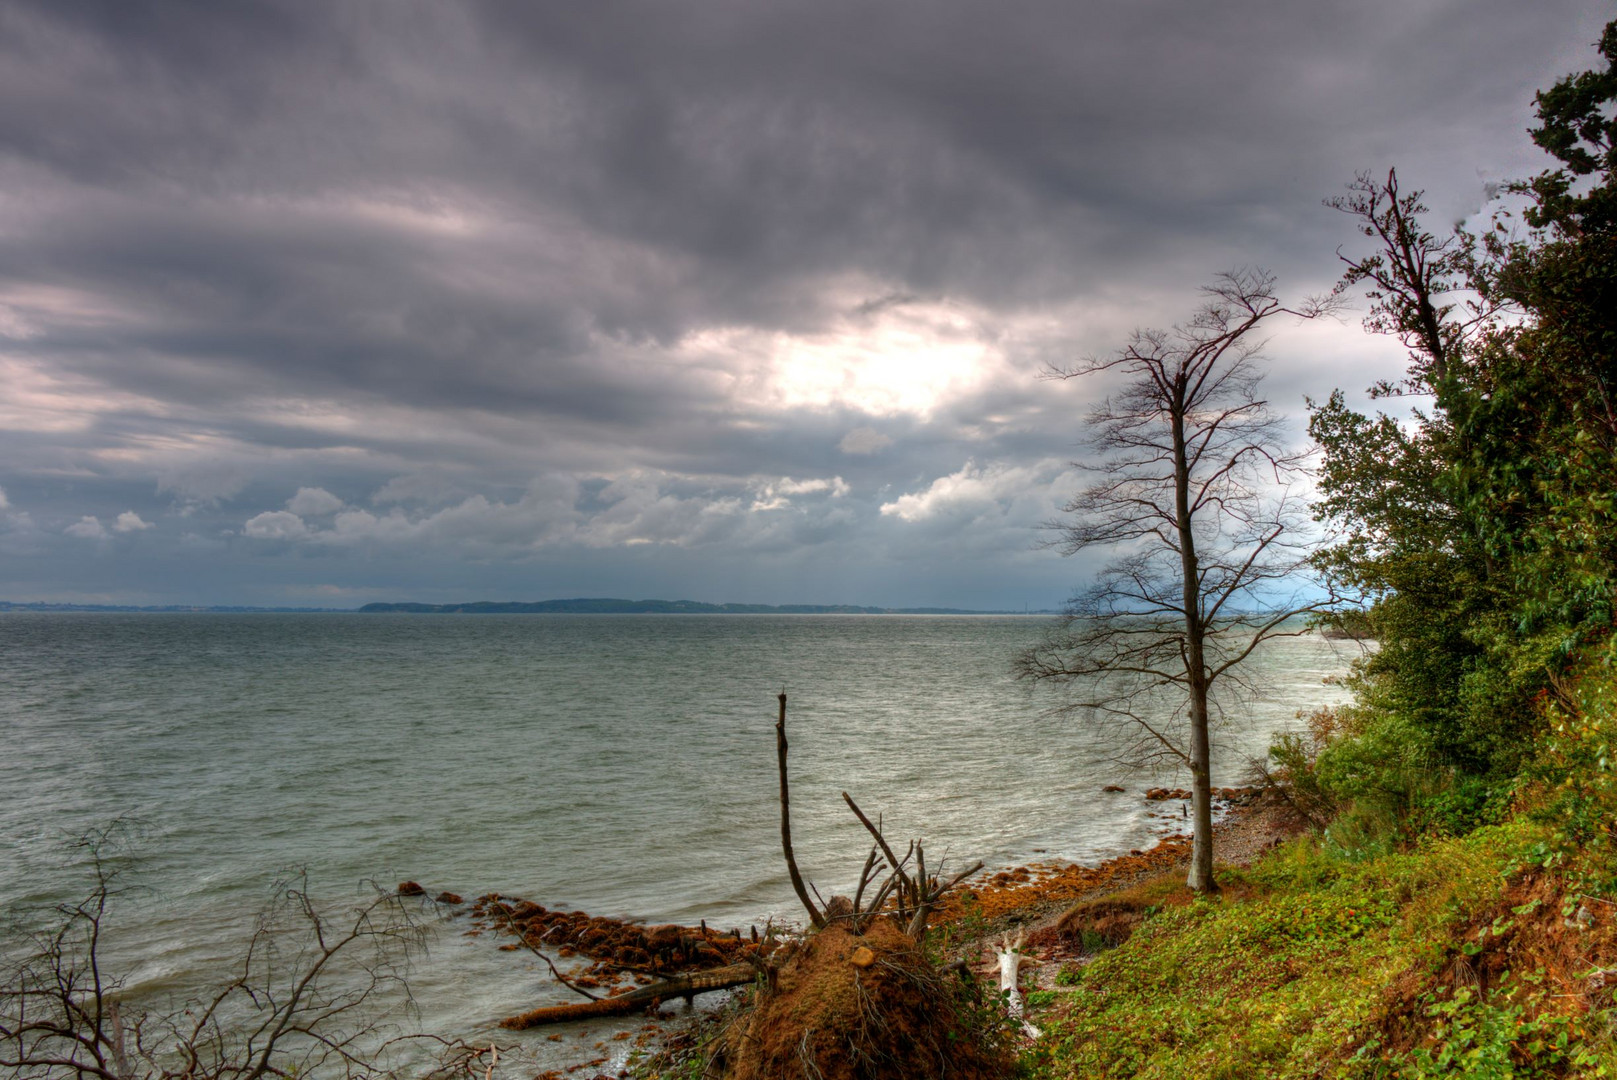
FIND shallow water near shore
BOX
[0,612,1356,1067]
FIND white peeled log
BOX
[995,928,1041,1038]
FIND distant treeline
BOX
[358,598,1033,615]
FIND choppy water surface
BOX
[0,613,1357,1067]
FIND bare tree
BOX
[1325,168,1501,396]
[1015,269,1332,893]
[1,828,487,1080]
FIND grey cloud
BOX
[286,487,345,516]
[839,428,893,455]
[0,0,1610,605]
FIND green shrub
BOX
[1392,975,1613,1079]
[1528,657,1617,891]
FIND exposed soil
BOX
[715,918,1014,1080]
[936,790,1306,981]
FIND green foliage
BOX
[1024,827,1526,1079]
[1026,25,1617,1080]
[1265,727,1340,830]
[1528,658,1617,893]
[1521,20,1617,236]
[1394,975,1612,1079]
[1310,20,1617,808]
[1262,703,1506,860]
[1307,389,1538,781]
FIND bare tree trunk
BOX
[1172,382,1218,894]
[1186,690,1216,893]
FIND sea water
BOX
[0,613,1358,1068]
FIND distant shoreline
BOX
[356,599,1055,615]
[0,598,1061,616]
[0,602,350,614]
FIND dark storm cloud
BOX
[0,0,1610,605]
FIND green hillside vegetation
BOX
[1024,21,1617,1078]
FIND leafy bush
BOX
[1262,700,1509,860]
[1528,657,1617,891]
[1026,826,1524,1079]
[1393,975,1612,1079]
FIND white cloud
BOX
[243,510,310,540]
[289,475,586,554]
[65,515,108,539]
[233,471,853,555]
[750,476,851,511]
[880,459,1073,525]
[0,486,9,511]
[113,511,153,532]
[581,474,742,548]
[839,427,893,455]
[286,486,345,516]
[779,477,849,497]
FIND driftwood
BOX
[994,927,1040,1038]
[499,962,756,1029]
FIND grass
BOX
[1024,822,1617,1078]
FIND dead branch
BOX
[1019,270,1338,893]
[851,844,880,917]
[0,828,492,1080]
[841,793,912,898]
[525,945,602,1002]
[994,929,1040,1038]
[777,693,825,930]
[838,791,981,938]
[498,963,756,1029]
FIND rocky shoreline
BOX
[930,784,1291,925]
[444,785,1300,1077]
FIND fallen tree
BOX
[497,693,1020,1078]
[499,963,756,1029]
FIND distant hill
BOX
[0,597,1060,615]
[357,598,1035,615]
[0,601,346,613]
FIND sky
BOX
[0,0,1611,610]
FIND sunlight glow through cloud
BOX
[686,293,1010,418]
